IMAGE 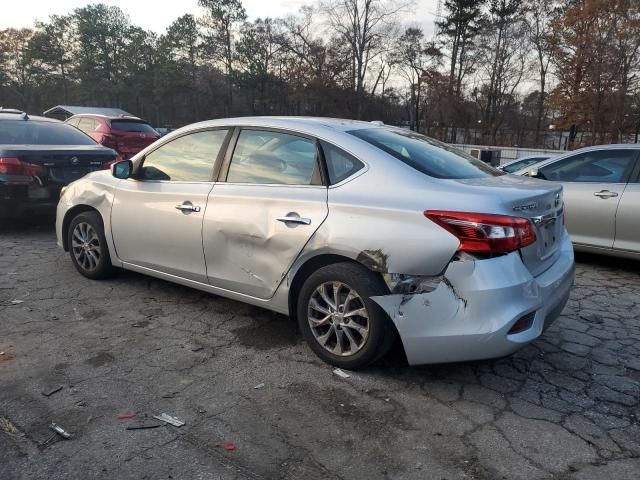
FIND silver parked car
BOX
[56,117,575,369]
[514,144,640,259]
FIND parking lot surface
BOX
[1,219,639,480]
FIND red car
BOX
[65,114,160,159]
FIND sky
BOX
[1,0,439,35]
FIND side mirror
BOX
[525,168,539,178]
[112,159,133,179]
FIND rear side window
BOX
[78,118,97,133]
[349,128,502,179]
[226,129,319,185]
[0,120,97,145]
[140,129,228,181]
[321,141,364,184]
[111,120,158,134]
[538,150,637,183]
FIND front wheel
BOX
[297,262,396,369]
[68,211,114,280]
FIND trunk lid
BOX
[451,175,564,277]
[2,145,118,185]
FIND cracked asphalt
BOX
[1,218,639,480]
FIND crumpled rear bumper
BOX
[371,232,575,365]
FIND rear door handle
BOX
[276,215,311,225]
[175,202,201,213]
[593,190,619,199]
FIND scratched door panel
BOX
[203,184,328,299]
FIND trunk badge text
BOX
[513,202,538,212]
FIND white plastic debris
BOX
[49,422,72,439]
[333,368,351,379]
[152,413,185,427]
[10,300,24,304]
[253,383,265,390]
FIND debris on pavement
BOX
[333,368,351,379]
[152,413,185,427]
[126,423,162,430]
[116,413,136,420]
[49,423,72,439]
[10,300,24,304]
[41,386,63,397]
[253,383,265,390]
[225,442,236,451]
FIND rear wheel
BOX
[68,211,114,280]
[297,262,395,369]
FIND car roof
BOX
[68,113,146,121]
[185,116,386,134]
[0,112,63,123]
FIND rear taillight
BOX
[101,155,122,170]
[100,134,118,149]
[425,210,536,254]
[0,157,45,176]
[0,157,23,175]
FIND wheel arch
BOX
[61,205,103,251]
[287,253,389,320]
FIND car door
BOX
[111,128,230,282]
[203,128,328,299]
[537,148,638,248]
[613,156,640,253]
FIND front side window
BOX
[139,129,228,181]
[349,128,503,179]
[226,129,319,185]
[538,150,637,183]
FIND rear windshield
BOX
[0,120,97,145]
[348,128,503,179]
[110,120,158,134]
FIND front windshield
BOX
[348,128,503,179]
[503,157,547,173]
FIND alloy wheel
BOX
[308,281,370,356]
[71,222,101,272]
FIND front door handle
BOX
[593,190,619,199]
[175,202,201,213]
[276,215,311,225]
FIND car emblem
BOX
[513,202,537,212]
[70,156,79,165]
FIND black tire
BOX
[297,262,396,370]
[67,211,114,280]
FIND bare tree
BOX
[393,27,442,131]
[199,0,247,113]
[524,0,555,144]
[477,0,528,143]
[321,0,405,118]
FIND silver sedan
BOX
[56,117,574,369]
[515,144,640,259]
